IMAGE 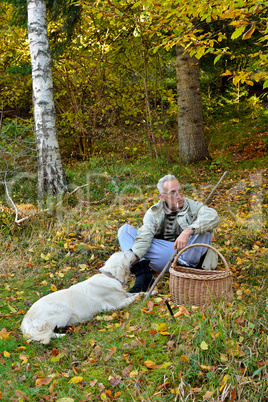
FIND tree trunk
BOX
[176,44,210,163]
[27,0,67,200]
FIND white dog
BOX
[21,250,148,344]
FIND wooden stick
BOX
[144,171,228,301]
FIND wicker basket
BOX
[169,243,232,306]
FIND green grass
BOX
[0,103,268,401]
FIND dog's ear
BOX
[101,251,131,285]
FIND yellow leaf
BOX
[51,284,57,292]
[3,351,10,358]
[153,297,163,303]
[0,329,10,340]
[78,264,88,271]
[68,376,83,384]
[180,355,190,363]
[156,323,167,332]
[129,369,139,378]
[233,75,241,86]
[160,362,172,369]
[220,70,232,77]
[100,393,107,401]
[144,360,156,369]
[171,387,180,394]
[220,374,230,391]
[200,341,209,350]
[242,24,256,40]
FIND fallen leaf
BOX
[15,390,29,401]
[220,374,230,391]
[203,390,214,399]
[104,345,116,361]
[180,355,190,363]
[144,360,156,369]
[108,375,121,387]
[35,377,53,387]
[89,379,98,387]
[200,341,209,350]
[122,365,132,377]
[0,329,11,340]
[68,376,83,384]
[156,323,167,332]
[129,369,139,378]
[147,300,154,312]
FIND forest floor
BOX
[0,106,267,401]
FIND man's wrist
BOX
[129,249,139,265]
[187,227,195,235]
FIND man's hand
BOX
[174,228,194,251]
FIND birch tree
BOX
[27,0,67,199]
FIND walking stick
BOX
[144,171,228,301]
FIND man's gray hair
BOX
[157,174,177,193]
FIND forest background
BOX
[0,0,268,401]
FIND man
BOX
[118,174,220,292]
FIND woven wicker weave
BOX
[169,243,232,306]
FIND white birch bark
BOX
[176,44,211,163]
[27,0,67,199]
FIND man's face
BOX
[159,179,184,211]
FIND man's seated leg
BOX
[118,224,137,252]
[178,232,213,267]
[143,238,175,273]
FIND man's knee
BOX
[118,223,132,238]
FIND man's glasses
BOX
[162,189,183,197]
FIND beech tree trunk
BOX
[27,0,67,199]
[176,44,210,163]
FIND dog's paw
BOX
[54,333,66,339]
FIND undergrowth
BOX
[0,104,267,401]
[0,161,267,401]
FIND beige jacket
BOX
[132,198,220,259]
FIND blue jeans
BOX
[118,223,213,272]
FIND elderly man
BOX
[118,174,220,292]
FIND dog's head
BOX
[99,250,134,285]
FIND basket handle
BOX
[172,243,230,273]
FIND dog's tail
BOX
[21,317,54,344]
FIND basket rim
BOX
[169,265,231,281]
[172,243,230,273]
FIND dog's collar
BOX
[101,271,124,285]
